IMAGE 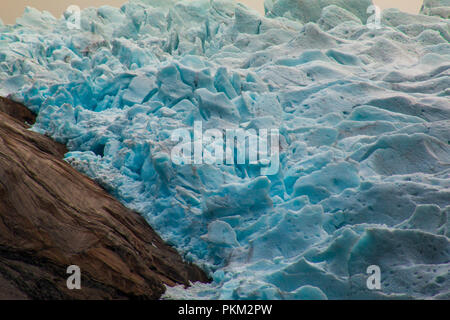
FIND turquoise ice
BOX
[0,0,449,299]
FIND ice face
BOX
[0,0,449,299]
[266,0,373,23]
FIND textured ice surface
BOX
[0,0,449,299]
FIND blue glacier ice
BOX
[0,0,449,299]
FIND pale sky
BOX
[0,0,424,25]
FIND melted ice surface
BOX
[1,0,449,299]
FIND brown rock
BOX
[0,98,209,300]
[0,97,36,125]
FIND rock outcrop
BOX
[0,97,209,299]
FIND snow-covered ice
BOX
[0,0,449,299]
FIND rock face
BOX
[0,98,208,299]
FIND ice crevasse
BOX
[0,0,449,299]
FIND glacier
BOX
[0,0,449,299]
